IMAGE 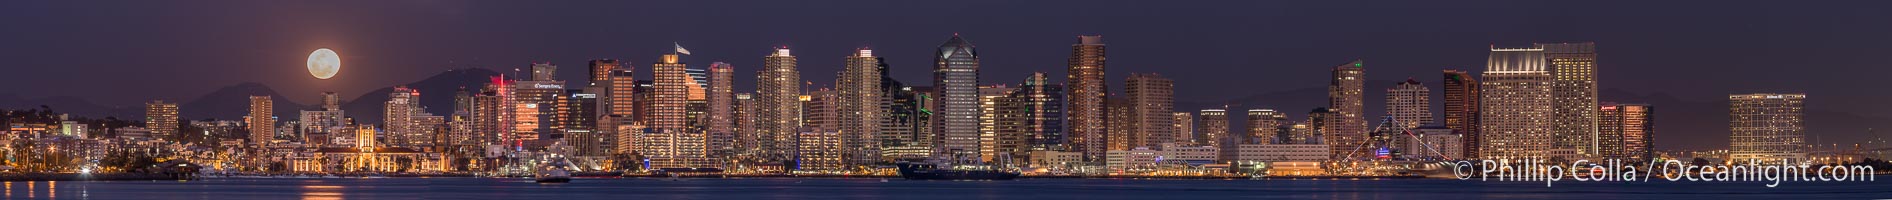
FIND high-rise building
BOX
[1067,35,1108,161]
[385,87,422,146]
[1126,73,1175,149]
[564,92,605,156]
[1173,112,1194,147]
[1327,60,1366,160]
[1105,96,1134,151]
[647,53,705,166]
[590,59,620,86]
[837,48,884,166]
[1305,108,1332,145]
[878,58,931,161]
[707,62,736,158]
[1480,47,1554,160]
[1246,109,1284,144]
[514,63,565,143]
[146,100,179,140]
[758,47,802,160]
[1442,70,1482,159]
[1199,109,1229,147]
[1729,93,1805,163]
[977,85,1011,162]
[1598,103,1654,161]
[1386,79,1432,130]
[797,129,843,171]
[734,93,758,156]
[248,96,274,145]
[1541,42,1601,157]
[803,88,839,141]
[607,63,637,126]
[993,73,1065,164]
[933,35,982,159]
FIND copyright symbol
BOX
[1452,161,1476,180]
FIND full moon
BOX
[307,48,341,79]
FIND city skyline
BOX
[5,1,1888,152]
[1,3,1890,198]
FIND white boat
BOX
[536,158,573,183]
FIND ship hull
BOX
[896,163,1021,180]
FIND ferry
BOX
[895,161,1021,180]
[536,159,573,183]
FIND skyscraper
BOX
[1246,109,1284,144]
[1327,60,1366,160]
[707,62,736,158]
[933,35,981,159]
[513,63,565,142]
[1386,79,1432,130]
[1598,103,1654,161]
[1729,93,1806,163]
[146,100,178,141]
[758,47,802,159]
[1126,73,1175,149]
[248,95,274,145]
[385,86,421,146]
[837,48,884,166]
[1005,73,1065,153]
[879,58,931,161]
[734,93,758,156]
[1480,47,1554,160]
[1199,109,1228,147]
[1173,112,1194,146]
[590,59,620,86]
[977,85,1011,162]
[1541,42,1601,157]
[1105,96,1133,151]
[1067,35,1108,160]
[1442,70,1482,159]
[647,53,704,166]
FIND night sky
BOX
[3,1,1888,150]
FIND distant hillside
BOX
[341,68,500,123]
[177,82,312,121]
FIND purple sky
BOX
[2,1,1889,149]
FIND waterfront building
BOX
[1480,47,1555,160]
[996,73,1066,164]
[1126,73,1175,149]
[1246,109,1285,144]
[647,53,709,167]
[1173,112,1194,147]
[977,85,1011,162]
[1105,96,1134,151]
[878,58,931,161]
[933,34,983,160]
[1442,70,1481,159]
[1200,109,1229,147]
[146,100,179,141]
[1326,60,1367,160]
[1729,93,1805,163]
[838,48,884,166]
[385,86,421,146]
[797,128,843,172]
[1386,79,1432,130]
[249,95,274,146]
[1541,42,1601,157]
[1598,103,1655,161]
[1067,35,1109,161]
[1028,150,1084,169]
[1229,144,1330,162]
[707,62,736,159]
[1406,125,1461,160]
[758,47,802,160]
